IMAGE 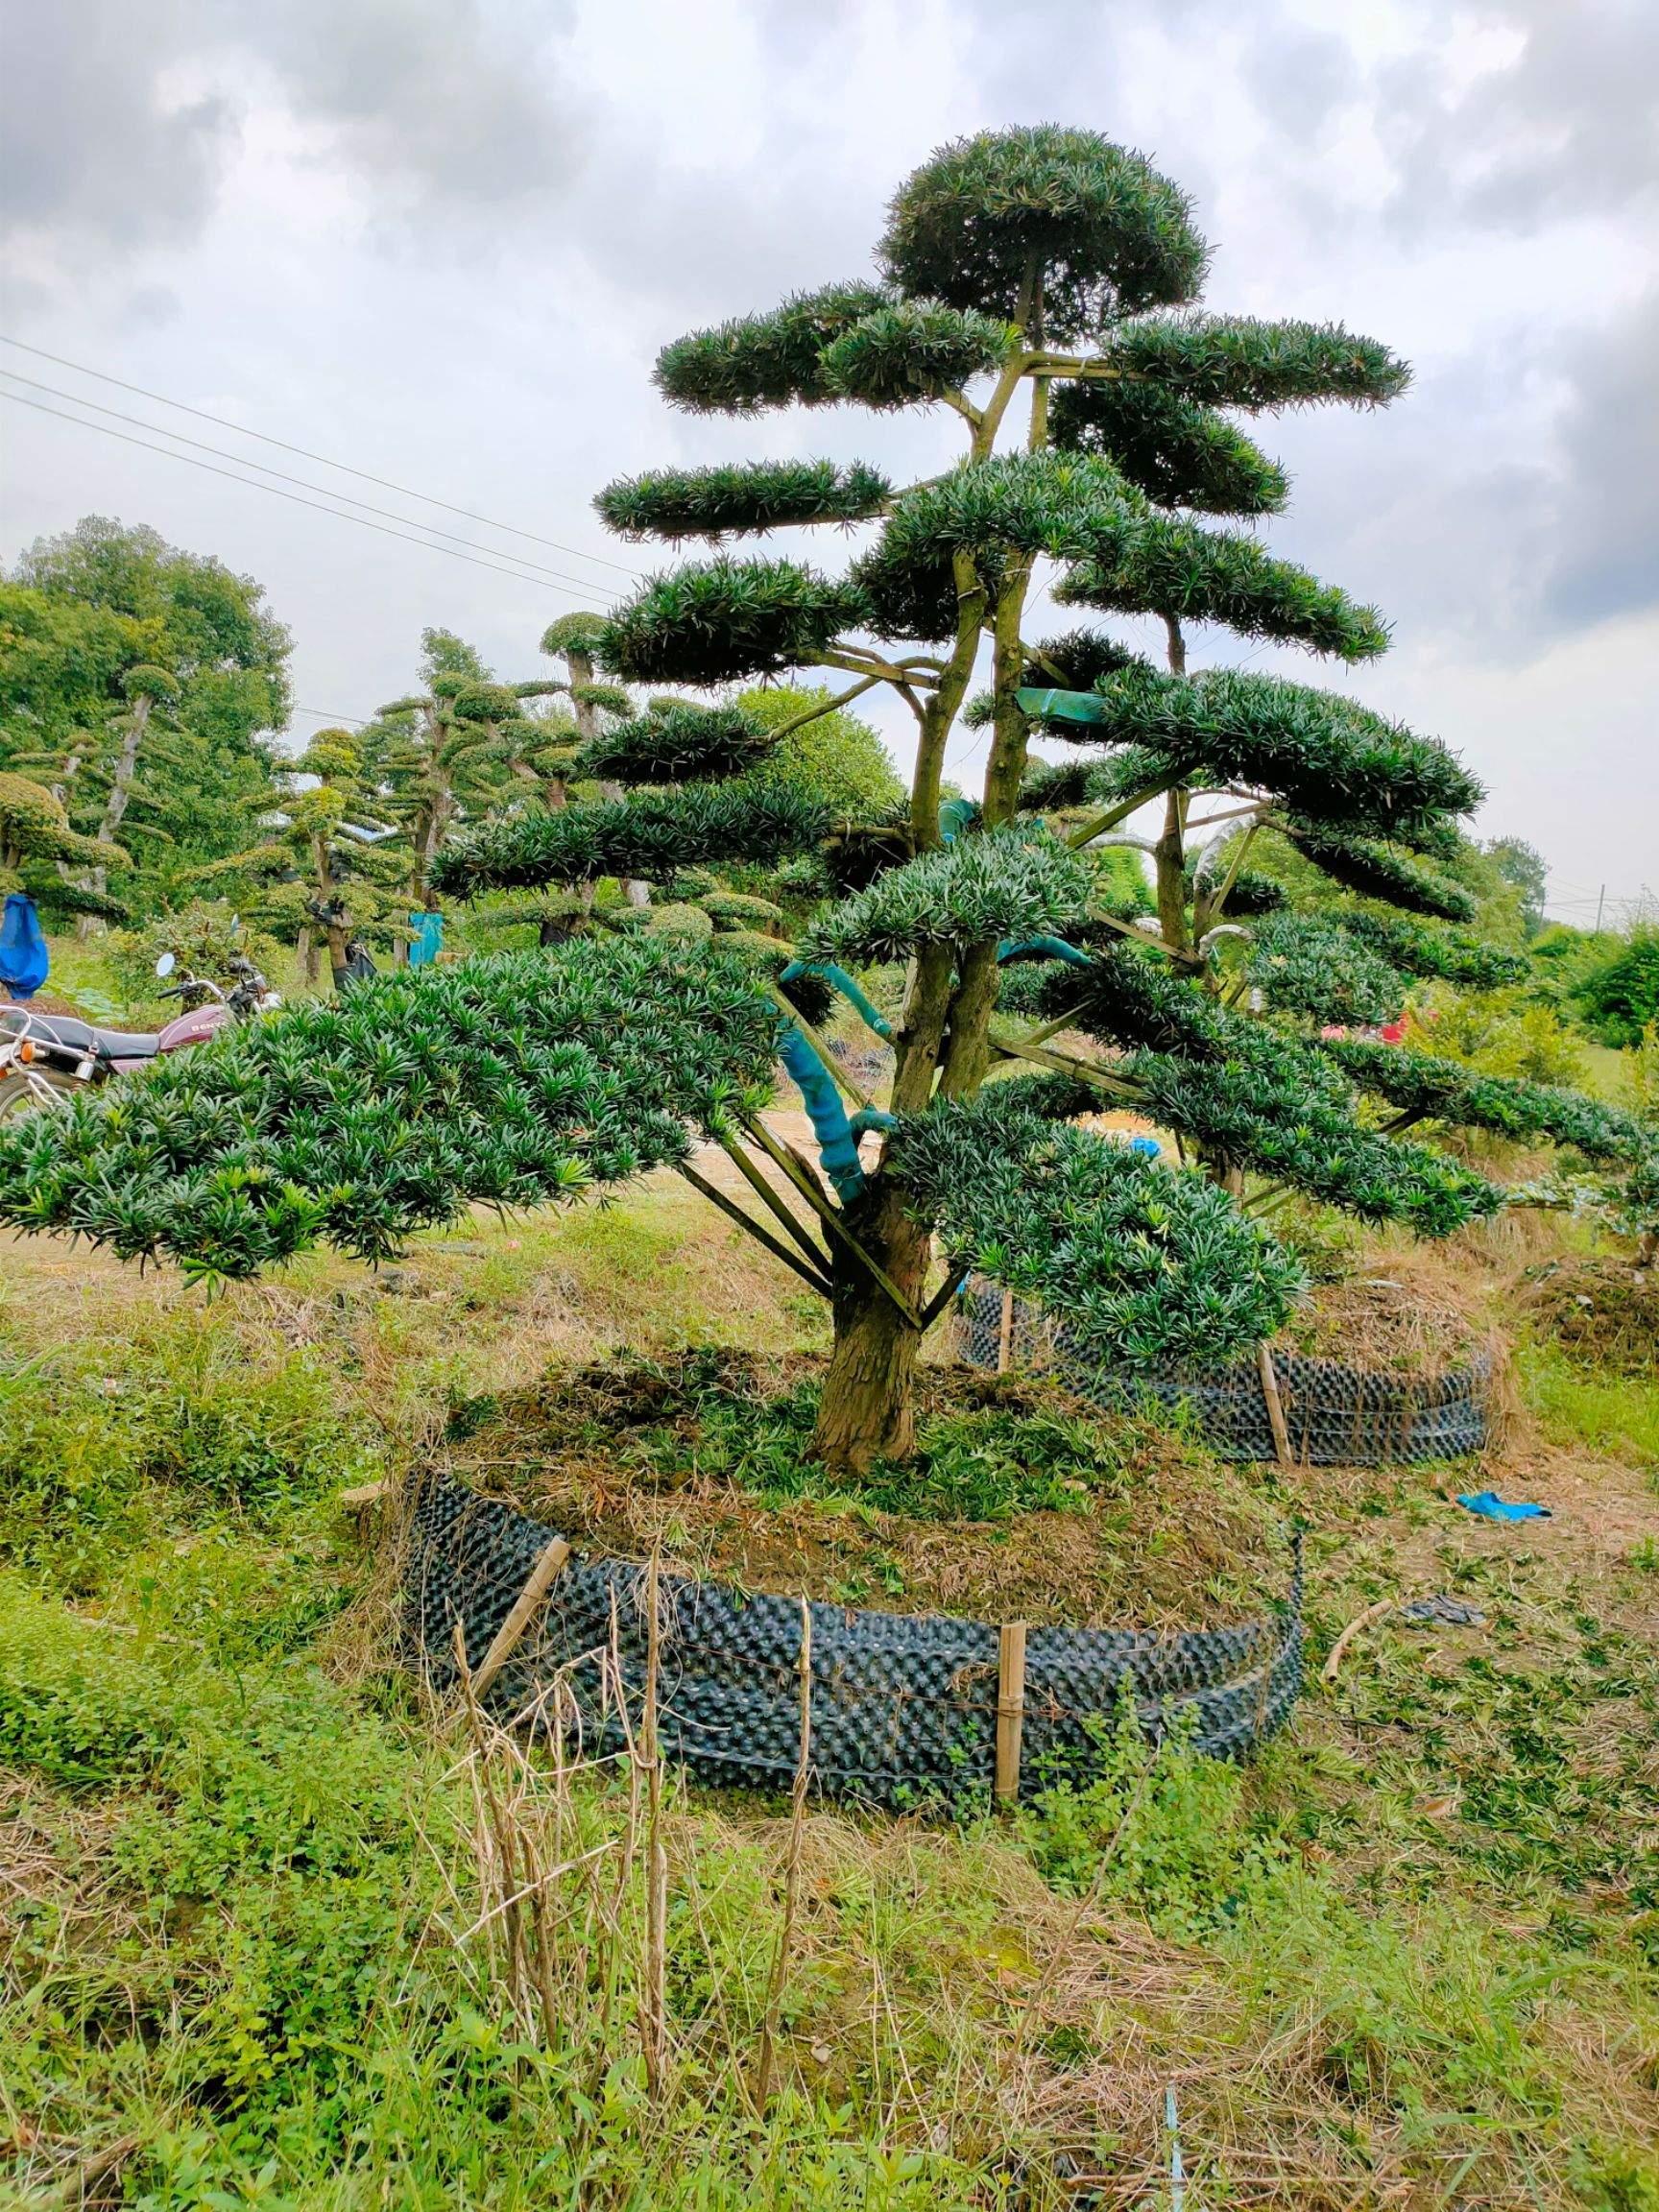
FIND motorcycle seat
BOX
[4,1012,160,1059]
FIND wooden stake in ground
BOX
[1256,1342,1294,1470]
[469,1532,572,1701]
[995,1621,1027,1805]
[997,1288,1016,1373]
[756,1595,813,2106]
[640,1555,668,2095]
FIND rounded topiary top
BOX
[879,126,1211,339]
[540,613,609,659]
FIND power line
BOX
[0,331,642,580]
[1,369,623,600]
[1,389,612,605]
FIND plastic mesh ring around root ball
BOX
[402,1479,1304,1808]
[954,1279,1489,1466]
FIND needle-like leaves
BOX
[598,558,869,685]
[880,126,1210,339]
[594,461,893,542]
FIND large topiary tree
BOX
[0,129,1651,1477]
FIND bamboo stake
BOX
[591,1593,635,2092]
[995,1622,1027,1805]
[917,1258,972,1333]
[1256,1343,1294,1471]
[1066,781,1170,849]
[1020,1002,1087,1048]
[676,1162,833,1295]
[756,1596,812,2106]
[716,1130,833,1274]
[471,1533,572,1700]
[744,1117,922,1327]
[984,1028,1141,1098]
[640,1555,668,2096]
[453,1623,529,2022]
[997,1288,1015,1373]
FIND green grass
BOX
[1521,1341,1659,1472]
[618,1356,1139,1521]
[1,1208,1656,2206]
[1580,1042,1636,1104]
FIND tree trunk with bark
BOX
[809,1181,934,1470]
[79,694,151,934]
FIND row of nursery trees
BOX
[0,531,898,984]
[0,128,1653,1473]
[0,528,643,976]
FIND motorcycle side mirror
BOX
[155,952,176,978]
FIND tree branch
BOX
[1066,781,1174,850]
[762,674,885,743]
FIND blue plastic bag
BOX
[0,894,49,999]
[407,911,444,966]
[1457,1490,1551,1521]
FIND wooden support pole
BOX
[984,1027,1141,1098]
[918,1258,972,1334]
[997,1288,1015,1373]
[470,1532,572,1699]
[676,1163,833,1296]
[716,1130,834,1274]
[1257,1342,1294,1471]
[995,1622,1027,1805]
[744,1116,921,1328]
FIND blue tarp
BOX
[0,895,49,999]
[407,911,444,966]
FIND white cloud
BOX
[0,0,1653,892]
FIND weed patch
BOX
[1521,1342,1659,1471]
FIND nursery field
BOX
[2,1174,1655,2212]
[6,114,1659,2212]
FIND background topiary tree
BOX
[0,517,291,917]
[357,628,565,907]
[212,728,417,988]
[1,129,1651,1479]
[0,772,132,930]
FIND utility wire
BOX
[1,390,612,606]
[1,369,621,599]
[0,331,642,580]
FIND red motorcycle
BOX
[0,952,279,1120]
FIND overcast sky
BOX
[2,0,1654,922]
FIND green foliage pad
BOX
[0,939,783,1280]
